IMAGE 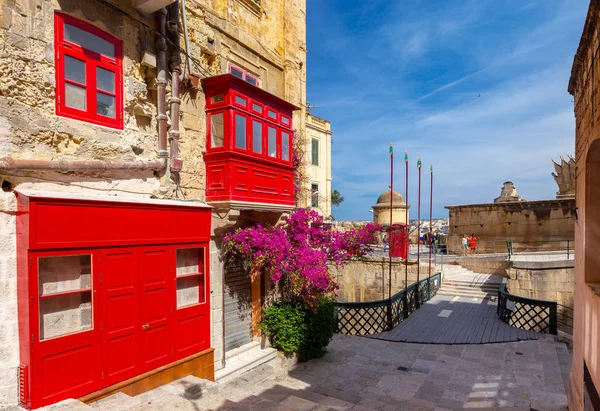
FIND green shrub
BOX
[299,299,336,362]
[260,302,306,354]
[260,299,336,362]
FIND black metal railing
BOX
[335,272,442,335]
[497,278,557,334]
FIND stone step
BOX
[442,282,501,292]
[225,340,261,360]
[437,290,497,299]
[215,346,278,385]
[36,399,95,410]
[89,392,142,410]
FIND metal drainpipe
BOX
[156,8,169,160]
[0,158,165,171]
[180,0,193,77]
[167,1,183,186]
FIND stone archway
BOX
[585,139,600,284]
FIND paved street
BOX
[30,333,571,411]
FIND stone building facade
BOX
[568,0,600,408]
[0,0,306,408]
[304,113,332,217]
[445,181,575,254]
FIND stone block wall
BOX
[331,258,434,303]
[445,257,509,276]
[446,199,575,255]
[505,260,574,334]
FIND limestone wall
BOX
[505,260,574,335]
[373,206,409,226]
[445,257,509,276]
[568,3,600,405]
[445,199,575,255]
[0,193,17,405]
[331,258,436,303]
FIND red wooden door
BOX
[31,251,101,407]
[101,250,139,386]
[138,248,173,372]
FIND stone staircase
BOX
[438,264,503,300]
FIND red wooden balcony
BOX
[202,74,299,211]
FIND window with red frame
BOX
[54,13,123,129]
[229,64,260,87]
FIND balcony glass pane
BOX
[235,114,246,149]
[211,113,224,147]
[268,126,277,157]
[282,131,290,161]
[211,94,224,104]
[253,121,262,154]
[252,103,263,113]
[235,95,246,106]
[267,109,277,119]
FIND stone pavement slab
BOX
[4,334,571,411]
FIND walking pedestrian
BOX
[469,233,478,255]
[462,234,468,256]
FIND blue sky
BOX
[306,0,588,221]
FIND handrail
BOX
[497,278,558,335]
[334,272,442,335]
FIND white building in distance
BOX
[306,114,333,217]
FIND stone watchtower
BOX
[372,190,409,225]
[494,181,526,203]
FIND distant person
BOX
[469,233,478,255]
[382,234,388,253]
[462,234,468,256]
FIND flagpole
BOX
[416,158,422,308]
[428,164,433,281]
[403,151,409,319]
[387,142,393,330]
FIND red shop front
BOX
[15,191,213,409]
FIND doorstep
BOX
[215,342,278,385]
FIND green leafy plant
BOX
[260,303,306,354]
[298,299,336,362]
[260,299,336,362]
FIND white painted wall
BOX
[306,115,332,217]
